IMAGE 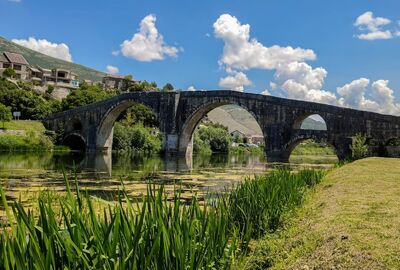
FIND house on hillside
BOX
[102,74,139,91]
[249,135,264,145]
[30,66,79,90]
[230,130,250,142]
[0,52,29,80]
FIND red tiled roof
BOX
[4,52,29,65]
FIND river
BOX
[0,152,337,205]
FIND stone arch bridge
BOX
[44,91,400,162]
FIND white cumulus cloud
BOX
[213,14,316,71]
[12,37,73,62]
[354,11,395,40]
[120,14,179,62]
[187,86,196,91]
[212,13,400,115]
[219,72,252,92]
[106,65,119,74]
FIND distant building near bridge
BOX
[102,74,139,91]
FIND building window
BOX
[14,65,22,71]
[3,63,11,69]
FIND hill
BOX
[0,36,105,81]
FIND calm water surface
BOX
[0,152,337,204]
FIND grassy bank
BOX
[0,120,66,152]
[242,157,400,269]
[0,169,324,269]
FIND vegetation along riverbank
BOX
[0,169,324,269]
[241,157,400,269]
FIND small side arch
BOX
[285,137,339,163]
[63,133,86,152]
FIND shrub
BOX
[113,122,161,153]
[194,124,232,153]
[0,102,12,129]
[350,133,368,160]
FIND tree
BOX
[194,124,232,153]
[350,133,369,160]
[128,81,157,92]
[0,78,61,120]
[3,68,16,78]
[162,83,174,92]
[0,103,12,129]
[61,84,112,110]
[124,75,133,81]
[119,103,159,128]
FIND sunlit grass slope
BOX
[243,157,400,269]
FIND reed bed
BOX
[0,169,324,269]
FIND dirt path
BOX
[244,158,400,270]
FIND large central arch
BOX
[178,101,266,158]
[96,99,160,152]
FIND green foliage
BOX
[0,176,238,269]
[291,140,336,156]
[118,103,159,128]
[0,132,53,152]
[46,84,54,94]
[0,102,12,128]
[0,78,61,120]
[226,170,325,242]
[0,169,324,269]
[124,74,133,81]
[128,80,158,92]
[350,133,369,160]
[194,124,232,153]
[162,83,174,92]
[387,138,400,146]
[2,67,16,78]
[61,84,112,110]
[113,122,161,153]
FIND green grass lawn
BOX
[242,157,400,269]
[1,120,46,133]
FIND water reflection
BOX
[0,151,337,205]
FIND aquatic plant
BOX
[0,169,324,269]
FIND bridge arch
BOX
[96,99,160,152]
[178,101,266,158]
[63,133,86,152]
[293,113,328,130]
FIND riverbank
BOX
[242,157,400,269]
[0,120,67,152]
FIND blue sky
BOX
[1,0,400,114]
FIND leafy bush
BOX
[194,124,232,153]
[113,122,161,153]
[350,133,368,160]
[0,102,12,129]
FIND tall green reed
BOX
[0,169,324,269]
